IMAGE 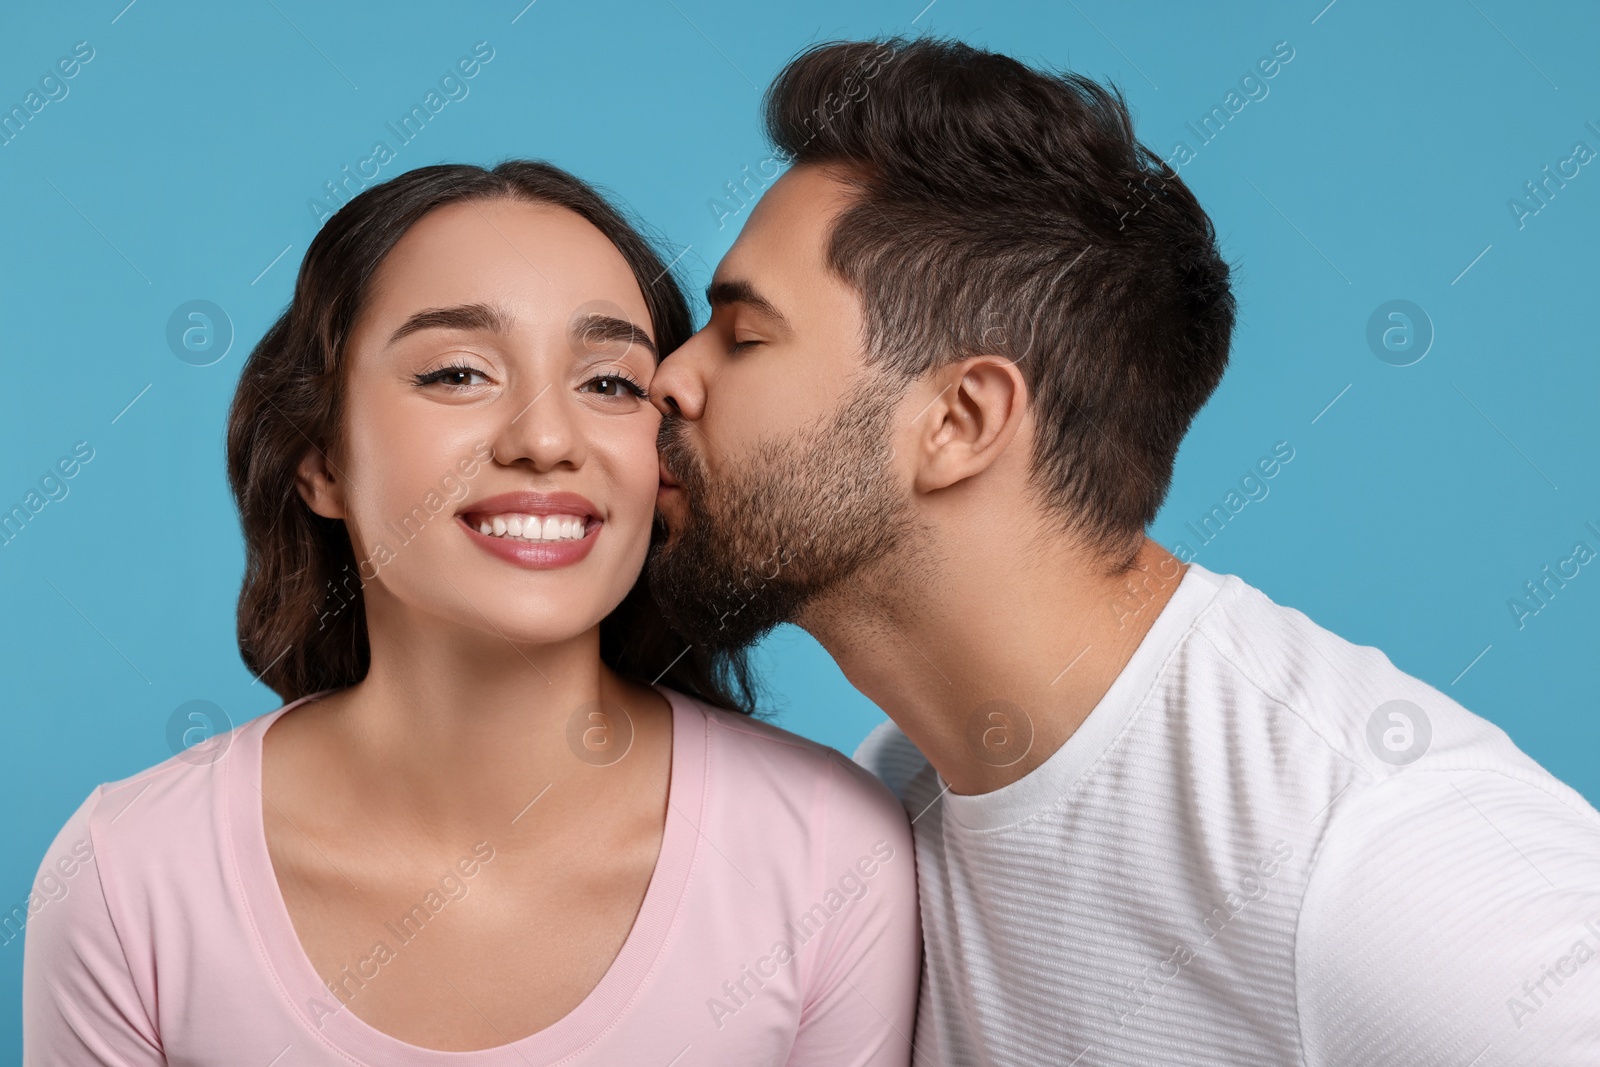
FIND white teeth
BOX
[472,513,589,543]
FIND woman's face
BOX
[301,197,662,647]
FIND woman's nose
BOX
[490,382,588,472]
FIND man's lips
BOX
[658,458,682,490]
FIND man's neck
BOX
[803,535,1187,796]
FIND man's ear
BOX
[907,355,1028,494]
[294,446,347,520]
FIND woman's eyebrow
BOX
[571,314,658,358]
[387,302,511,346]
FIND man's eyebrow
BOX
[571,314,657,359]
[387,302,511,346]
[706,279,791,330]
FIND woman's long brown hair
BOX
[225,161,756,713]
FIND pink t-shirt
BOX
[22,686,920,1065]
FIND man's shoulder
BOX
[1189,570,1600,1060]
[852,719,939,811]
[1184,567,1565,788]
[1293,761,1600,1063]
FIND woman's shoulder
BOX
[663,687,912,838]
[21,706,292,1055]
[31,704,284,919]
[76,715,264,846]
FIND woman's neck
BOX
[285,593,673,848]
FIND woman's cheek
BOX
[341,399,458,564]
[606,413,663,530]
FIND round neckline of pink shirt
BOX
[221,684,707,1064]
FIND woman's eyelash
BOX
[730,340,759,354]
[585,373,650,399]
[412,364,488,387]
[411,366,648,399]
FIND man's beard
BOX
[648,388,911,653]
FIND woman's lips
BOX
[456,490,601,571]
[458,516,598,570]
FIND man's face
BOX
[647,166,914,651]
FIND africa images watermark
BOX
[1119,39,1297,230]
[0,39,96,149]
[1506,117,1600,231]
[1168,440,1296,563]
[705,838,898,1030]
[317,440,495,631]
[1506,519,1600,631]
[1,440,96,549]
[1111,840,1295,1029]
[304,840,497,1027]
[705,42,898,231]
[0,837,95,949]
[1105,439,1295,632]
[1504,917,1600,1031]
[307,41,497,224]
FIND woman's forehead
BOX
[367,198,651,329]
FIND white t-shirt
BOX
[856,562,1600,1066]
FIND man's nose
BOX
[650,331,710,421]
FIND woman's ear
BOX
[294,446,347,520]
[909,355,1028,494]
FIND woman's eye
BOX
[730,339,760,355]
[414,365,489,388]
[581,375,648,399]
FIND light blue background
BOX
[3,0,1597,1051]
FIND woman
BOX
[22,162,919,1064]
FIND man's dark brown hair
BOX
[765,37,1236,564]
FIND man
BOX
[648,37,1600,1066]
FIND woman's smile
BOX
[456,489,600,570]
